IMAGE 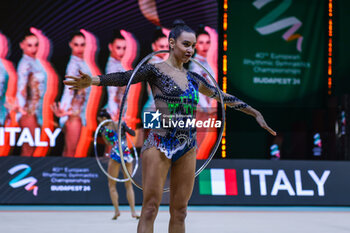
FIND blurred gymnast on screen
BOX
[0,33,15,131]
[105,30,128,121]
[51,31,92,157]
[16,30,47,156]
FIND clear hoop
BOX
[94,119,139,182]
[117,50,225,191]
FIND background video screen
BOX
[0,0,218,157]
[225,0,328,159]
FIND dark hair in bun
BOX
[109,29,125,44]
[152,26,167,43]
[173,19,186,27]
[196,24,209,38]
[69,30,85,42]
[169,19,195,41]
[98,108,111,119]
[20,29,36,42]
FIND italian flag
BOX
[199,169,238,195]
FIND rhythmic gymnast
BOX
[64,19,276,233]
[97,109,139,220]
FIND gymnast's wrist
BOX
[251,108,261,118]
[91,76,100,86]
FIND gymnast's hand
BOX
[64,70,92,90]
[255,112,276,136]
[50,102,72,117]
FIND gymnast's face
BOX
[152,37,168,59]
[196,34,210,57]
[20,35,38,58]
[170,31,196,64]
[69,35,86,58]
[109,38,126,61]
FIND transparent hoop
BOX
[94,119,139,182]
[117,50,225,191]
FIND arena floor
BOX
[1,205,350,233]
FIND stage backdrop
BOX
[224,0,327,159]
[227,0,326,107]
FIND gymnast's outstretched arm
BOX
[64,64,153,89]
[190,71,276,136]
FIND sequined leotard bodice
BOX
[98,62,247,161]
[100,121,134,163]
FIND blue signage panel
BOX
[1,157,350,205]
[191,160,350,205]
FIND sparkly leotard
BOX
[100,121,135,163]
[98,62,247,161]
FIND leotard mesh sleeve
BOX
[189,71,249,110]
[98,63,153,87]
